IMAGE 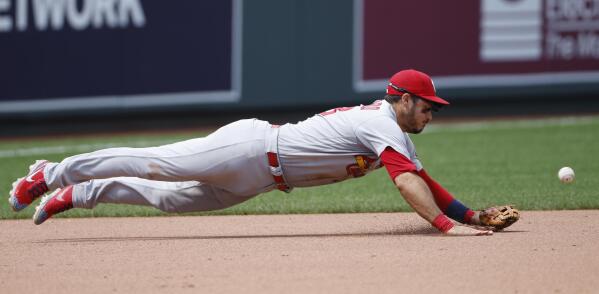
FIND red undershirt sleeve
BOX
[380,147,417,180]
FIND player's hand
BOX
[445,224,493,236]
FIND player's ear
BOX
[400,93,410,103]
[400,93,411,105]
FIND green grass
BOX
[1,116,598,220]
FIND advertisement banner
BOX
[0,0,242,112]
[354,0,599,91]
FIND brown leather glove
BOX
[479,205,520,231]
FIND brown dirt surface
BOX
[1,211,598,294]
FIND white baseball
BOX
[558,167,575,184]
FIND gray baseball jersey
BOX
[277,99,422,187]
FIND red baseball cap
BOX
[386,69,449,105]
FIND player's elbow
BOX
[393,172,419,193]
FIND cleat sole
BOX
[33,195,51,225]
[8,177,25,211]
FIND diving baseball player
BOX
[8,69,519,235]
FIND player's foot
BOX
[9,160,50,211]
[33,186,74,225]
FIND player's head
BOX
[385,69,449,107]
[385,69,449,134]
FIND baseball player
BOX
[8,69,519,235]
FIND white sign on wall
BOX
[481,0,599,62]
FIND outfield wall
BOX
[1,0,599,116]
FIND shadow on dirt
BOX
[35,227,447,243]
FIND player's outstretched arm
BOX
[417,171,520,231]
[416,169,477,225]
[393,172,492,236]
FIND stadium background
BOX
[1,0,599,136]
[2,2,599,292]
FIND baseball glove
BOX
[479,205,520,231]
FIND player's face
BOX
[402,96,433,134]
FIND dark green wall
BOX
[242,0,367,108]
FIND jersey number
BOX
[319,100,382,116]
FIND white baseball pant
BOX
[43,119,279,213]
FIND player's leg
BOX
[44,119,271,192]
[10,119,274,211]
[33,177,256,225]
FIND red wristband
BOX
[432,214,454,233]
[464,210,475,224]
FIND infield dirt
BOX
[1,211,598,294]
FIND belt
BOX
[267,152,292,193]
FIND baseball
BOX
[558,167,575,183]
